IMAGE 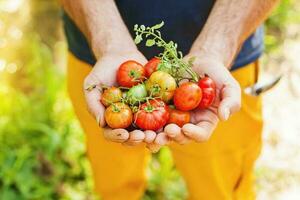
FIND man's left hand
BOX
[164,52,241,144]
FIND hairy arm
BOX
[61,0,136,58]
[190,0,280,67]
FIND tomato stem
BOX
[144,104,154,112]
[119,86,130,90]
[85,84,97,91]
[129,70,141,79]
[135,27,199,83]
[111,103,121,112]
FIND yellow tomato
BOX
[146,71,177,102]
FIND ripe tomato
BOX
[174,82,202,111]
[117,60,145,87]
[167,107,190,127]
[145,71,177,102]
[101,87,123,107]
[105,103,133,129]
[144,57,160,78]
[134,99,169,131]
[198,77,216,109]
[126,84,148,105]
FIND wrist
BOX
[90,31,137,59]
[189,35,239,68]
[91,38,137,59]
[188,49,229,71]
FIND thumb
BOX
[83,74,106,127]
[218,78,241,121]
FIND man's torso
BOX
[63,0,264,70]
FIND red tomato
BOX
[101,87,122,107]
[117,60,145,87]
[167,108,190,127]
[134,99,169,131]
[174,82,202,111]
[144,57,160,78]
[198,77,216,109]
[105,103,133,129]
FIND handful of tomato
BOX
[101,58,216,131]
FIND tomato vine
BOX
[134,22,199,83]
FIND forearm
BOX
[190,0,280,68]
[61,0,136,58]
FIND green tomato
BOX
[126,84,148,105]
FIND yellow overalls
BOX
[67,53,262,200]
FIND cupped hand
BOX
[83,50,163,149]
[164,52,241,143]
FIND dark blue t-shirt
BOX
[63,0,264,70]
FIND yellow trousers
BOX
[67,53,263,200]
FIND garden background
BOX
[1,0,300,199]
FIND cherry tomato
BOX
[144,57,160,78]
[126,84,148,105]
[174,82,202,111]
[167,107,190,127]
[145,71,177,102]
[105,103,133,129]
[101,87,123,107]
[134,99,169,131]
[117,60,145,87]
[198,77,216,109]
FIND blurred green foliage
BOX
[0,0,299,200]
[143,148,187,200]
[265,0,300,52]
[0,33,96,199]
[0,1,97,199]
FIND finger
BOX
[83,74,106,127]
[155,132,170,146]
[164,124,190,145]
[144,130,157,144]
[218,80,241,121]
[182,123,211,142]
[156,127,164,133]
[190,107,219,124]
[207,66,241,121]
[124,130,145,146]
[103,128,129,143]
[164,124,181,138]
[184,108,219,142]
[147,143,161,153]
[147,132,170,153]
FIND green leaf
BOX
[140,25,146,31]
[178,51,183,59]
[146,39,155,47]
[188,56,196,65]
[152,21,164,29]
[134,24,138,31]
[134,35,143,44]
[156,41,162,47]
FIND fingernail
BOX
[85,84,97,91]
[96,115,101,126]
[224,108,230,121]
